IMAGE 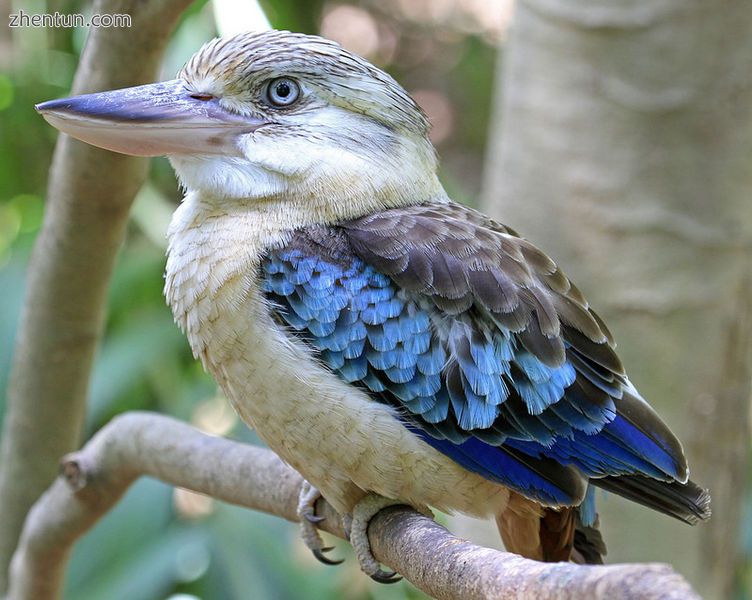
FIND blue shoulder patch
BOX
[262,247,581,438]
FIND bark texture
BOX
[0,0,194,592]
[0,0,11,69]
[6,412,700,600]
[482,2,752,598]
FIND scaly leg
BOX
[296,481,344,566]
[346,494,410,584]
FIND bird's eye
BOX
[266,78,300,107]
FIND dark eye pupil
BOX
[267,78,299,106]
[276,82,290,98]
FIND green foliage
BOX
[258,0,326,32]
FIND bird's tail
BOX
[550,476,709,564]
[591,475,711,525]
[497,477,709,564]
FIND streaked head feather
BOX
[180,30,430,137]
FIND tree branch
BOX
[7,412,700,600]
[0,0,193,591]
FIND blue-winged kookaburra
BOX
[37,30,710,581]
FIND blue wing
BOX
[260,203,689,510]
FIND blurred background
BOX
[1,1,750,599]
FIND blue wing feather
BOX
[261,225,687,507]
[409,427,578,505]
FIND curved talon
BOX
[370,569,402,584]
[313,547,345,566]
[297,481,345,568]
[305,513,326,524]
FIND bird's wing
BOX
[260,200,688,508]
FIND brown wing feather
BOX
[343,200,624,375]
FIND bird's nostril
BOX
[190,92,214,101]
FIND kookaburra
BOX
[37,30,710,581]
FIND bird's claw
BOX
[297,481,343,567]
[349,494,405,584]
[304,513,326,524]
[369,568,402,584]
[313,546,345,566]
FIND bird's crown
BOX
[180,30,430,137]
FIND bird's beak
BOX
[35,79,264,157]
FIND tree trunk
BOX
[0,0,11,70]
[481,2,752,599]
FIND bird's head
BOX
[36,31,442,218]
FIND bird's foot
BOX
[346,494,406,584]
[296,481,343,566]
